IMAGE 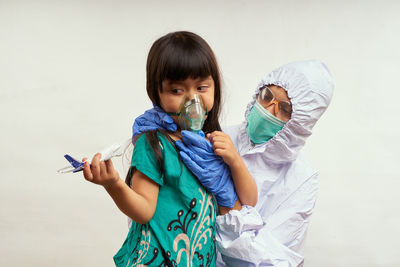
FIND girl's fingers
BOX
[99,161,108,177]
[212,140,228,150]
[214,148,226,157]
[90,153,102,179]
[210,136,227,144]
[93,153,102,162]
[104,159,114,174]
[83,161,93,182]
[207,131,217,141]
[209,134,230,145]
[211,136,234,150]
[208,131,225,139]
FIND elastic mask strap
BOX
[167,108,208,117]
[204,104,209,116]
[167,111,180,116]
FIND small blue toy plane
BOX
[57,140,130,174]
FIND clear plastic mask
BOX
[169,94,207,133]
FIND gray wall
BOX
[1,0,399,266]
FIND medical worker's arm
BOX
[217,174,318,267]
[207,131,258,207]
[82,153,159,224]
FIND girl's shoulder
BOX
[134,131,176,154]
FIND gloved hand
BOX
[175,130,238,208]
[132,105,177,137]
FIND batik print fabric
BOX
[114,132,217,267]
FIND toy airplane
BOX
[57,139,131,173]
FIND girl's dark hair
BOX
[126,31,222,186]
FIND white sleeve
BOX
[216,174,318,267]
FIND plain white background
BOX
[1,0,399,266]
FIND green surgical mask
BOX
[246,101,286,144]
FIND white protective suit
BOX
[216,60,334,267]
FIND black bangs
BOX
[157,35,215,85]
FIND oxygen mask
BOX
[168,94,207,133]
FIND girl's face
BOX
[159,76,215,125]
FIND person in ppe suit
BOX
[132,60,334,266]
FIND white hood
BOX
[237,60,334,164]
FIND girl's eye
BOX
[197,86,208,91]
[171,88,183,94]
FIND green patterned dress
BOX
[114,132,217,267]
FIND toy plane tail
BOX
[64,154,84,173]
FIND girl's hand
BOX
[208,131,258,207]
[82,153,120,188]
[176,130,239,208]
[207,131,240,167]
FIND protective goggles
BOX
[258,85,292,121]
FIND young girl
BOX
[82,31,256,266]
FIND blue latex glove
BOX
[175,130,238,208]
[132,105,177,137]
